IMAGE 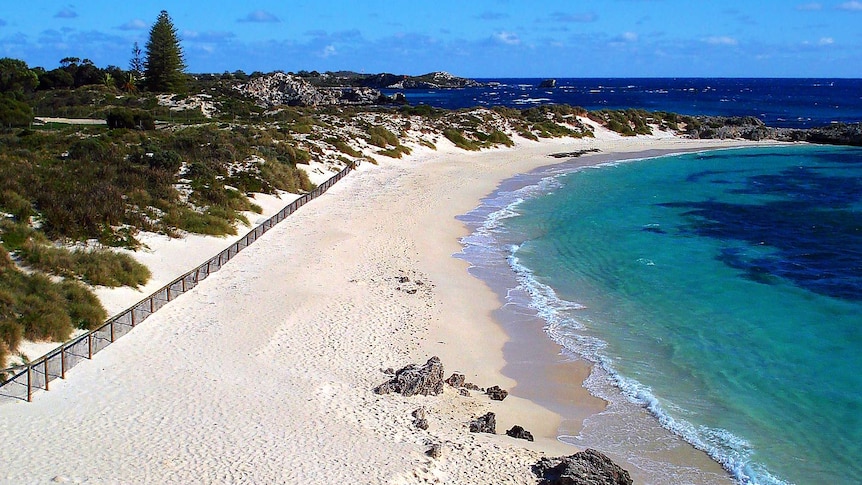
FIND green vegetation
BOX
[365,125,400,148]
[378,144,412,158]
[443,128,480,151]
[0,245,107,361]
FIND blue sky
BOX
[1,1,861,77]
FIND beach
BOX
[0,130,768,483]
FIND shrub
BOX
[366,125,399,148]
[18,275,73,341]
[61,280,107,330]
[378,145,411,158]
[260,159,314,193]
[0,94,33,128]
[485,130,514,147]
[0,190,33,222]
[326,137,362,158]
[106,108,155,130]
[17,241,151,288]
[443,129,480,150]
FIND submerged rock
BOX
[533,449,633,485]
[469,412,496,434]
[373,356,444,397]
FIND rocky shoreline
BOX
[235,72,862,146]
[373,356,634,484]
[682,115,862,146]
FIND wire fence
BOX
[0,163,353,403]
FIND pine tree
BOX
[129,42,144,78]
[143,10,187,92]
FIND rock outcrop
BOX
[804,122,862,146]
[236,72,395,108]
[445,373,465,388]
[468,412,496,434]
[486,385,508,401]
[360,71,482,89]
[373,357,445,397]
[533,449,633,485]
[505,425,534,442]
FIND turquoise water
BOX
[462,145,862,485]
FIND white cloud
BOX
[705,36,738,46]
[54,8,77,19]
[796,2,822,10]
[117,19,147,31]
[321,44,337,58]
[494,31,520,45]
[238,10,281,23]
[818,37,834,45]
[838,1,862,10]
[621,32,638,42]
[550,12,597,23]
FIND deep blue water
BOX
[384,78,862,128]
[458,146,862,484]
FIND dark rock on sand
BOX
[426,443,443,459]
[469,412,496,434]
[445,373,465,388]
[505,425,534,442]
[412,407,429,430]
[486,385,508,401]
[533,449,633,485]
[374,356,444,397]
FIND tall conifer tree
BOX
[143,10,186,92]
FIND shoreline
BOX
[453,146,754,484]
[0,132,784,482]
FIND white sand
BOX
[0,131,771,483]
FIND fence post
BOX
[44,358,49,391]
[88,334,93,359]
[27,365,32,402]
[167,286,172,302]
[110,320,115,343]
[182,276,186,293]
[61,345,66,379]
[150,296,155,314]
[131,308,136,327]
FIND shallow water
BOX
[459,145,862,485]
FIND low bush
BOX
[366,125,399,148]
[443,129,480,150]
[105,108,155,130]
[0,94,33,128]
[378,144,412,158]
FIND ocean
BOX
[384,77,862,128]
[458,145,862,485]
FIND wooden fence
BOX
[0,164,353,403]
